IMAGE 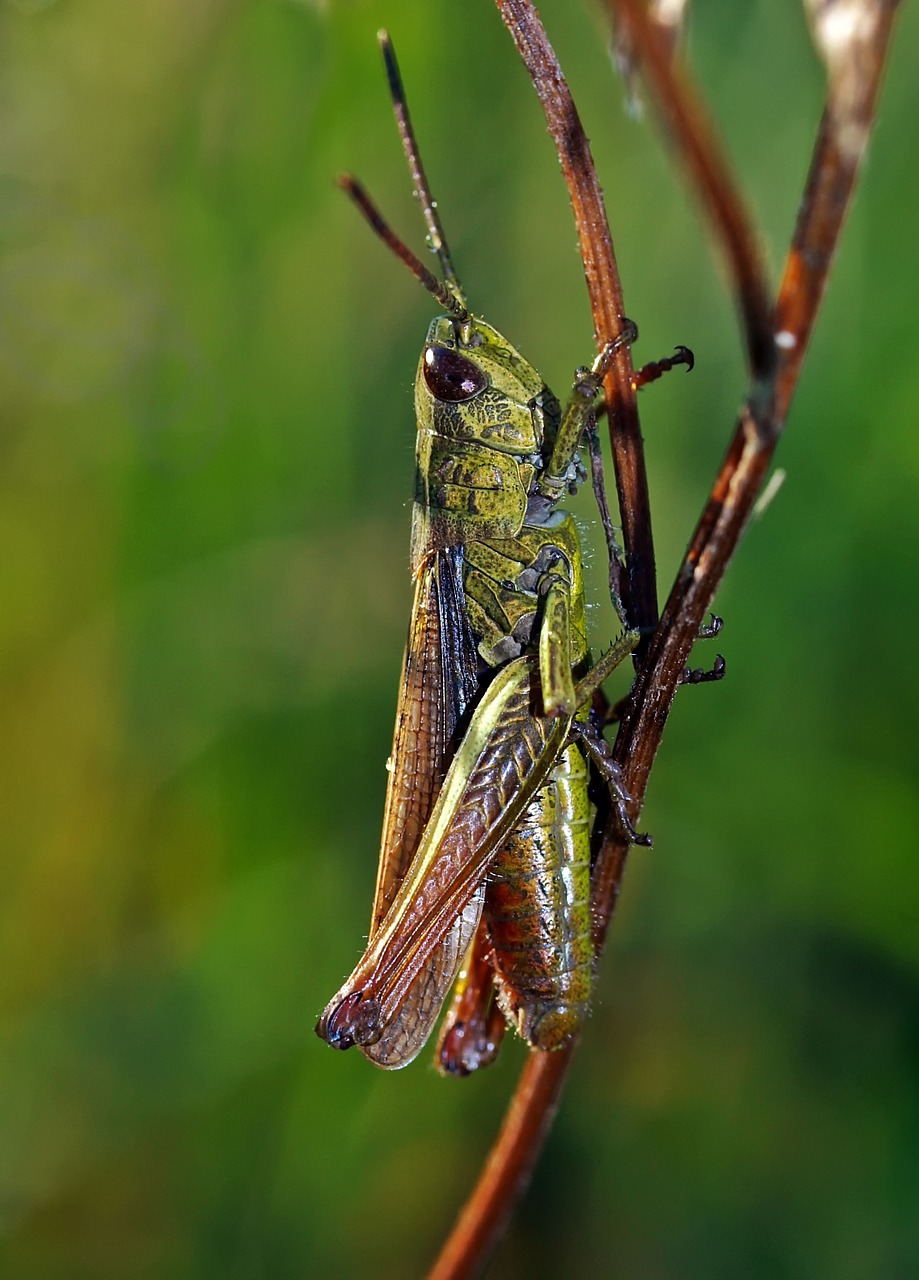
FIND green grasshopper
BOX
[315,33,650,1073]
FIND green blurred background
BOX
[0,1,916,1276]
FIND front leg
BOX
[535,325,637,510]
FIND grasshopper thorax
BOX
[411,315,564,572]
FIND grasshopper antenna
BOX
[378,29,468,314]
[337,174,468,321]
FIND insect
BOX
[315,32,651,1073]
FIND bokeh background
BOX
[0,1,916,1277]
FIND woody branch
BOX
[428,2,901,1278]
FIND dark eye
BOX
[423,345,488,402]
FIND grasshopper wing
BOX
[317,655,571,1067]
[319,546,481,1068]
[370,547,479,935]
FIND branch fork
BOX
[428,2,901,1275]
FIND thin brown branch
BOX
[495,0,659,635]
[605,0,901,849]
[426,1,900,1276]
[775,0,900,420]
[427,7,657,1274]
[594,0,901,958]
[427,1047,573,1280]
[609,0,775,379]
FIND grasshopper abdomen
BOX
[486,736,594,1050]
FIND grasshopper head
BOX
[416,315,561,457]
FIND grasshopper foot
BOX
[632,344,694,390]
[680,654,726,685]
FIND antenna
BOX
[337,175,468,321]
[378,30,467,312]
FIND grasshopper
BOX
[315,33,650,1073]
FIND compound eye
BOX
[423,345,488,402]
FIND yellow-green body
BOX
[317,311,637,1070]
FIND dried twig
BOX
[427,1,900,1276]
[491,0,657,634]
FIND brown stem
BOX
[427,1047,573,1280]
[610,0,775,379]
[427,1,901,1276]
[603,0,902,867]
[495,0,658,636]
